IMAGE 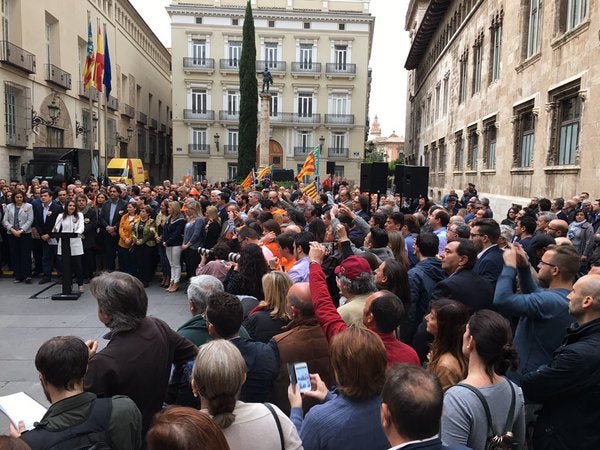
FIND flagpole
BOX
[86,11,94,182]
[103,22,109,178]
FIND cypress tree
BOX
[238,0,258,178]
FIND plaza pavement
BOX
[0,277,192,433]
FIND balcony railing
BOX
[160,123,167,133]
[184,110,215,122]
[328,148,349,159]
[223,145,238,158]
[0,40,36,73]
[325,114,355,125]
[122,103,135,118]
[268,112,322,125]
[107,96,119,111]
[150,119,158,130]
[137,111,148,125]
[183,57,215,71]
[291,62,321,74]
[188,143,210,154]
[79,82,99,102]
[219,59,240,71]
[255,60,286,73]
[294,146,313,157]
[325,63,357,75]
[219,110,240,122]
[45,64,71,89]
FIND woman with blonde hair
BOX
[204,205,221,250]
[192,340,302,449]
[387,230,410,270]
[162,200,186,292]
[243,271,292,343]
[117,202,139,275]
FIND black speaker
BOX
[326,161,336,175]
[360,162,388,194]
[272,168,295,182]
[394,165,429,197]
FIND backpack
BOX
[21,398,113,450]
[457,381,518,450]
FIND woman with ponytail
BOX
[441,310,525,449]
[191,340,302,449]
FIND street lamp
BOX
[32,97,61,132]
[214,132,220,152]
[319,135,325,149]
[116,126,134,143]
[76,112,99,138]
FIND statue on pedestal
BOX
[262,68,273,93]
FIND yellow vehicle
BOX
[106,158,145,185]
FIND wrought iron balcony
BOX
[79,82,99,102]
[291,62,321,75]
[121,103,135,118]
[188,143,210,154]
[325,114,355,125]
[219,110,240,122]
[0,40,36,73]
[183,57,215,72]
[325,63,357,76]
[106,96,119,111]
[255,61,286,73]
[328,148,349,159]
[160,123,167,133]
[267,112,322,125]
[137,111,148,125]
[150,119,158,130]
[45,64,71,89]
[183,110,215,122]
[223,145,238,158]
[219,59,240,71]
[294,146,313,157]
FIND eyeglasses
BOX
[470,233,484,238]
[539,259,557,268]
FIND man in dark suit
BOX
[32,189,63,284]
[98,185,128,271]
[431,239,493,312]
[381,364,470,450]
[471,218,504,287]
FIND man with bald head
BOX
[522,274,600,449]
[546,219,569,238]
[269,282,332,415]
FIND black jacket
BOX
[473,244,504,287]
[32,199,63,236]
[522,318,600,450]
[99,199,128,229]
[430,268,493,312]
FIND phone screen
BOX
[294,362,311,393]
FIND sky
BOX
[129,0,411,138]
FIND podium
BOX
[50,232,81,300]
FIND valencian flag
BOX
[102,26,112,97]
[296,146,319,181]
[240,169,256,189]
[94,23,104,92]
[82,17,95,89]
[302,181,318,201]
[256,164,273,181]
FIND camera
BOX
[198,247,213,256]
[228,252,241,263]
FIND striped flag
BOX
[82,16,95,89]
[256,164,273,181]
[94,23,104,91]
[102,25,112,98]
[297,148,317,181]
[302,181,318,201]
[240,169,255,189]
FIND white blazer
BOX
[2,202,34,233]
[52,212,85,256]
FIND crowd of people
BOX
[1,175,600,450]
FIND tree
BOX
[238,1,258,178]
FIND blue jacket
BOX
[473,244,504,287]
[522,318,600,450]
[494,266,573,384]
[408,257,447,328]
[230,335,278,403]
[162,214,186,246]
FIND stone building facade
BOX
[404,0,597,214]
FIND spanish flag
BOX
[302,181,318,201]
[297,147,319,181]
[256,164,273,181]
[94,23,104,92]
[82,15,95,89]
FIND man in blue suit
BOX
[381,364,471,450]
[471,218,504,287]
[32,189,63,284]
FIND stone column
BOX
[258,93,271,169]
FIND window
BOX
[490,13,503,82]
[459,50,468,104]
[192,39,206,65]
[299,44,314,70]
[193,162,207,180]
[334,45,347,70]
[228,41,241,67]
[227,163,238,180]
[334,165,345,178]
[438,138,446,172]
[454,131,464,170]
[265,43,278,69]
[297,131,312,150]
[472,34,483,94]
[191,89,207,114]
[269,92,279,117]
[232,18,239,26]
[4,81,29,147]
[442,75,449,114]
[47,126,64,148]
[513,100,535,168]
[526,0,541,58]
[547,80,582,166]
[227,129,238,148]
[338,23,345,31]
[9,155,18,181]
[1,0,9,42]
[483,117,497,169]
[426,95,432,126]
[303,22,310,29]
[467,126,478,170]
[430,142,437,172]
[331,94,347,115]
[268,20,275,28]
[566,0,588,31]
[227,90,239,114]
[331,133,346,156]
[435,83,441,120]
[192,128,207,149]
[297,93,313,118]
[195,17,202,24]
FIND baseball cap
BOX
[334,256,372,280]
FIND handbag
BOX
[457,380,518,450]
[264,402,284,450]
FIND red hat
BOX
[189,188,199,196]
[334,256,371,280]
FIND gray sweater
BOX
[441,377,525,450]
